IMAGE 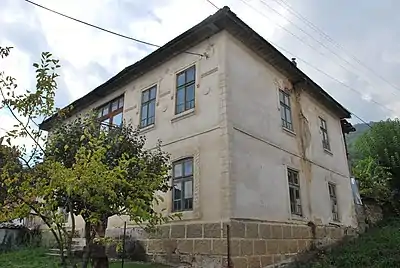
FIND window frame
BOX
[97,95,124,129]
[172,157,194,212]
[175,65,196,115]
[287,168,302,216]
[328,182,339,222]
[279,89,293,131]
[319,117,331,151]
[140,85,157,128]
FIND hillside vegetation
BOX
[294,218,400,268]
[346,122,373,164]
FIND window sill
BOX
[169,209,200,221]
[324,148,333,156]
[329,221,342,227]
[282,127,296,137]
[171,108,195,123]
[139,124,155,134]
[289,214,308,223]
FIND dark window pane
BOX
[186,66,195,82]
[174,163,183,178]
[150,87,157,100]
[148,116,155,125]
[101,118,110,131]
[295,189,300,199]
[141,105,148,121]
[142,90,149,103]
[176,104,185,114]
[98,109,102,118]
[279,90,284,102]
[174,201,181,211]
[285,108,292,124]
[176,88,185,114]
[184,159,193,176]
[280,105,285,120]
[281,119,286,128]
[177,73,185,87]
[187,100,195,110]
[290,203,295,213]
[173,183,182,200]
[177,87,185,105]
[289,188,295,201]
[102,106,109,116]
[184,198,193,210]
[186,84,195,102]
[111,100,119,111]
[112,112,123,126]
[141,119,147,128]
[184,180,193,198]
[118,97,124,108]
[284,94,290,105]
[148,101,155,119]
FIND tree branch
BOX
[0,88,46,153]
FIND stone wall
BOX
[355,199,383,233]
[135,219,356,268]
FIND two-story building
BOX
[41,6,357,268]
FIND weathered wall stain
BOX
[293,85,314,220]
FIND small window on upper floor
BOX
[319,117,330,151]
[279,90,293,131]
[176,66,196,114]
[140,86,157,128]
[97,96,124,131]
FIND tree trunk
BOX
[81,221,91,268]
[91,218,109,268]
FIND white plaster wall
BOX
[225,33,356,227]
[61,32,229,230]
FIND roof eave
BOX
[41,6,351,130]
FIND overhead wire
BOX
[271,0,400,93]
[204,0,384,127]
[22,0,382,128]
[243,0,400,98]
[23,0,205,57]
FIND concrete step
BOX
[46,252,61,257]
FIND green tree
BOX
[0,47,173,268]
[45,115,172,268]
[0,46,77,266]
[352,156,392,204]
[353,119,400,208]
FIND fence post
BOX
[227,224,232,268]
[121,221,127,268]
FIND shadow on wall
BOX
[106,239,147,262]
[0,224,41,251]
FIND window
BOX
[319,117,330,151]
[329,183,339,222]
[279,90,293,130]
[176,66,195,114]
[172,158,193,212]
[140,86,157,128]
[287,169,302,216]
[97,96,124,130]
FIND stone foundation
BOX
[133,219,356,268]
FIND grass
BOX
[0,248,167,268]
[294,218,400,268]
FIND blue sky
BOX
[1,0,399,143]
